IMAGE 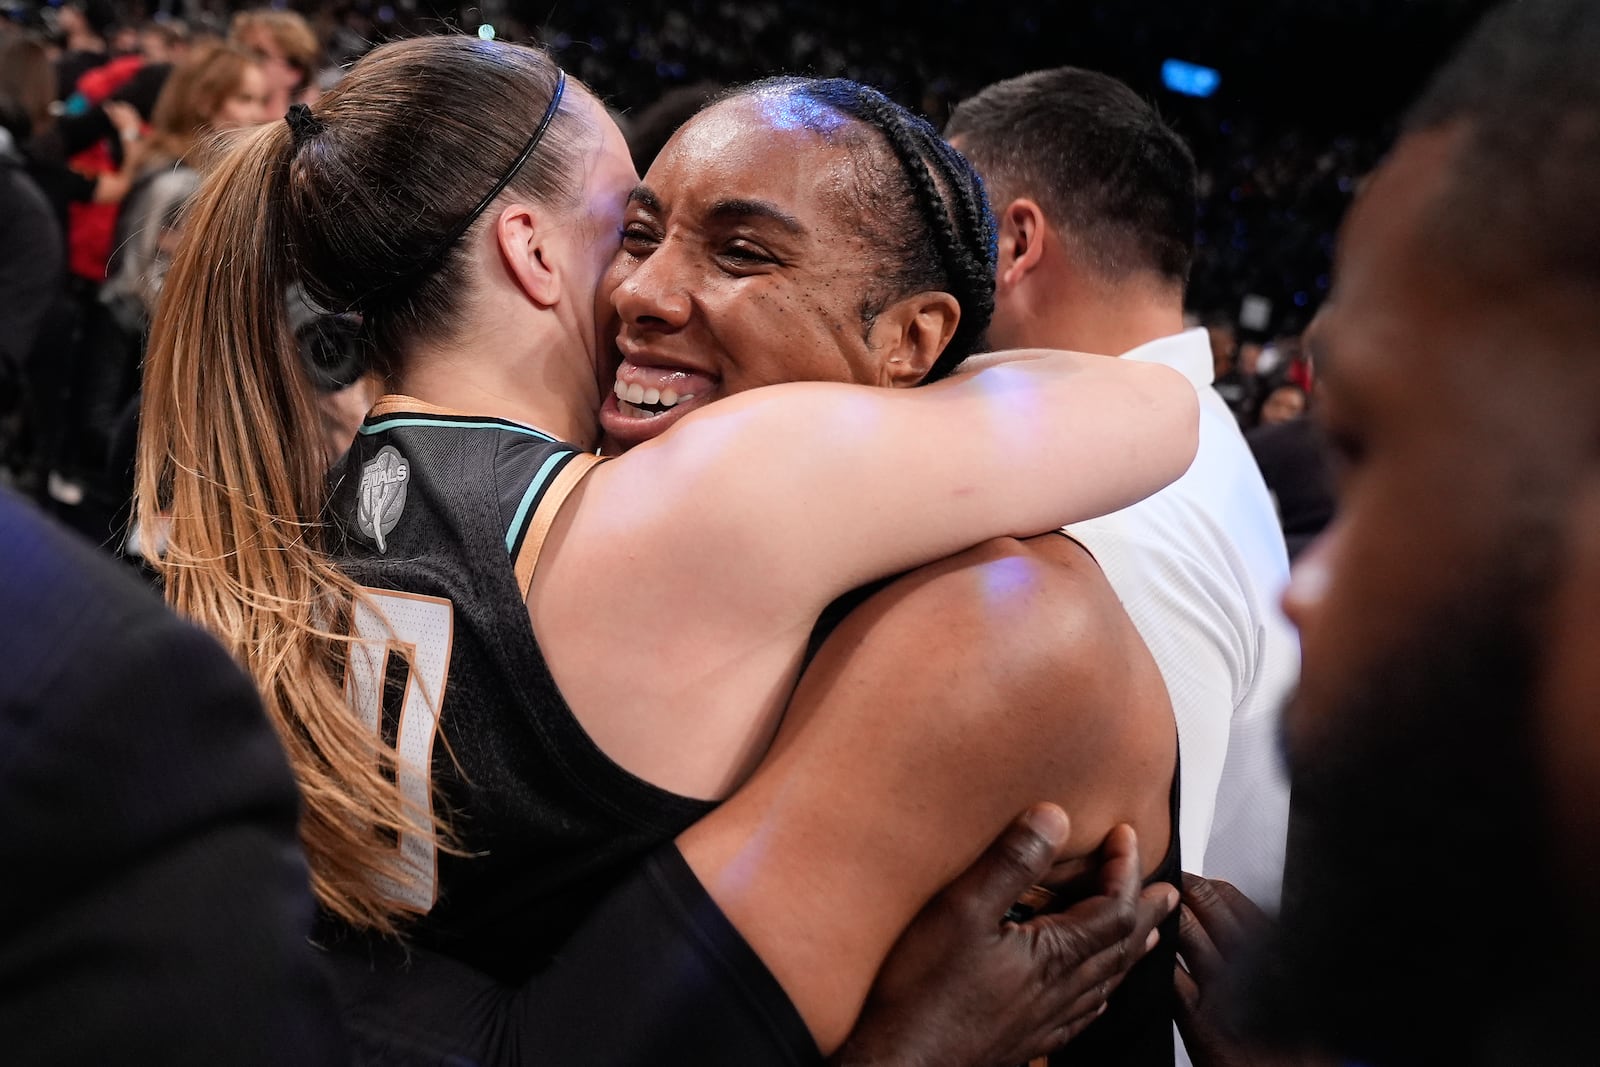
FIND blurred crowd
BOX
[9,1,1598,1063]
[0,0,1352,553]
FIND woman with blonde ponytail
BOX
[138,34,1196,1061]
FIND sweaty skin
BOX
[680,533,1175,1050]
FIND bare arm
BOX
[530,352,1192,800]
[676,535,1177,1051]
[561,350,1196,625]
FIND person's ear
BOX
[494,202,561,308]
[995,197,1048,295]
[869,291,962,387]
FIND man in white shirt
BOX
[947,69,1299,909]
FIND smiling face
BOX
[237,26,302,115]
[1257,383,1306,425]
[594,94,921,449]
[213,62,270,130]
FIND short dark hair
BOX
[723,77,998,383]
[1404,0,1600,291]
[944,67,1197,289]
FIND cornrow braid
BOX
[846,90,998,382]
[727,78,999,382]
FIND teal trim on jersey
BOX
[359,416,556,442]
[504,450,575,554]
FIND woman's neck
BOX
[397,324,600,451]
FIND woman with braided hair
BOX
[599,76,1185,1067]
[137,35,1193,1064]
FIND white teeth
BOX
[611,378,698,416]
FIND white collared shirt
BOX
[1068,328,1298,907]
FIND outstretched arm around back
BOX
[556,349,1198,629]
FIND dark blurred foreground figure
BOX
[0,115,62,483]
[1174,1,1600,1064]
[0,488,347,1065]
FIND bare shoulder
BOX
[801,534,1175,873]
[836,533,1146,694]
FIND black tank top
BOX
[1049,759,1180,1067]
[325,396,715,982]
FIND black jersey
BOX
[327,843,821,1067]
[1050,758,1180,1067]
[325,395,716,982]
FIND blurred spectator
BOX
[60,51,150,285]
[1247,416,1335,561]
[0,104,63,490]
[0,34,140,225]
[104,42,268,326]
[84,43,270,548]
[0,33,139,508]
[54,0,115,99]
[229,9,317,116]
[1206,314,1258,426]
[138,19,191,66]
[109,21,139,57]
[1204,315,1237,376]
[0,122,60,371]
[1257,382,1308,427]
[1236,339,1264,380]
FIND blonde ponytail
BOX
[136,119,435,933]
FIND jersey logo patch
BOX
[357,445,411,551]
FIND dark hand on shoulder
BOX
[1174,873,1336,1067]
[833,805,1177,1067]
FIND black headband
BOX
[288,67,569,314]
[423,67,568,266]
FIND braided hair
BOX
[725,78,998,383]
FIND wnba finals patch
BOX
[357,445,410,551]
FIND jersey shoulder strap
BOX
[507,449,603,598]
[361,395,604,597]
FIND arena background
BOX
[352,0,1498,332]
[5,0,1499,333]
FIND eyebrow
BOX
[626,186,806,235]
[626,186,662,212]
[708,198,806,235]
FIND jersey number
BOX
[347,589,455,911]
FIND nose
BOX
[1282,525,1337,633]
[611,239,691,331]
